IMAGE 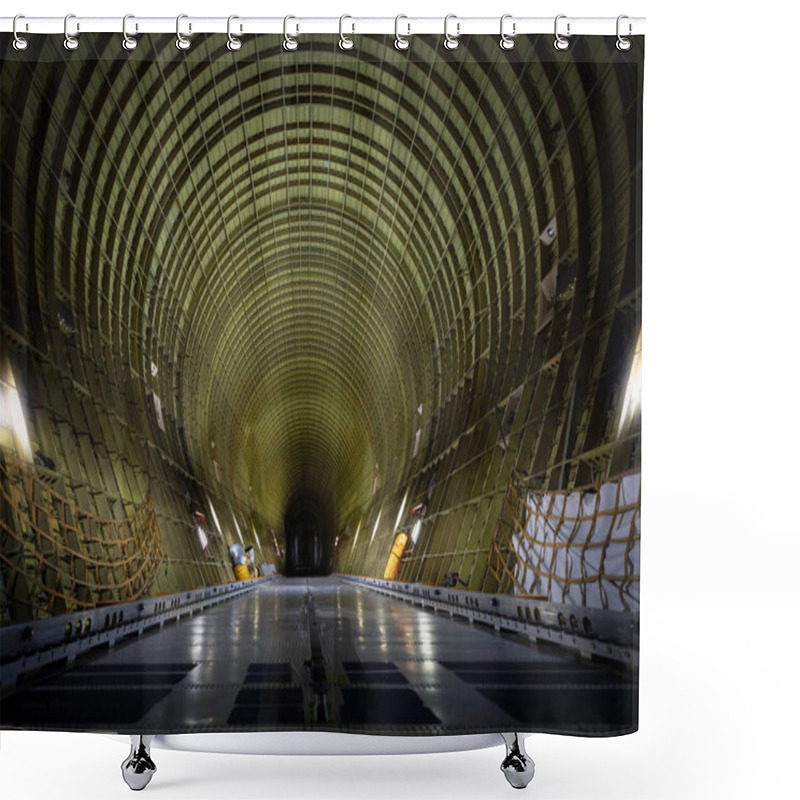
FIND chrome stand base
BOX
[500,733,535,789]
[121,735,157,791]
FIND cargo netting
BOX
[487,471,640,612]
[1,453,164,621]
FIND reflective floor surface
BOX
[1,577,636,735]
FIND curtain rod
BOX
[1,16,646,38]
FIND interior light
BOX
[394,489,409,531]
[352,521,361,548]
[412,428,421,457]
[410,517,422,545]
[369,508,382,544]
[270,529,283,559]
[0,389,10,428]
[0,375,34,462]
[233,515,243,543]
[197,526,209,552]
[618,329,642,434]
[208,500,224,538]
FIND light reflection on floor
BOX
[1,577,636,735]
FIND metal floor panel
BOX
[1,577,635,735]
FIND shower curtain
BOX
[0,26,643,739]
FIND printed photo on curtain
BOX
[1,24,643,747]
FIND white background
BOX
[2,1,799,798]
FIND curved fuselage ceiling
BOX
[1,34,641,590]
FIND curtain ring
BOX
[499,14,515,50]
[12,15,29,51]
[227,15,242,51]
[554,14,570,51]
[176,14,191,50]
[443,14,460,51]
[283,15,298,51]
[122,14,138,51]
[64,13,79,51]
[339,15,354,50]
[394,15,410,51]
[616,15,632,51]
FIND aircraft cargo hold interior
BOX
[1,32,641,738]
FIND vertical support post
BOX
[121,734,156,791]
[500,732,535,789]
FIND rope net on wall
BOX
[487,470,640,612]
[0,453,164,622]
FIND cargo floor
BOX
[1,577,635,735]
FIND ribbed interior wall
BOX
[0,33,642,606]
